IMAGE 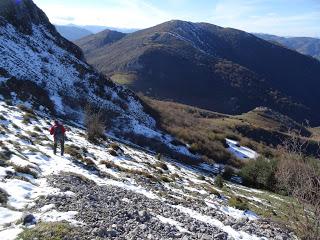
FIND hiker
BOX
[50,120,66,156]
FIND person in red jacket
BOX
[50,120,66,156]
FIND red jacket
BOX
[50,124,66,136]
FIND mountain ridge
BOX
[55,25,92,41]
[255,33,320,61]
[76,20,320,125]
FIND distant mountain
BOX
[81,25,139,34]
[75,29,126,58]
[54,25,92,41]
[77,20,320,125]
[255,33,320,61]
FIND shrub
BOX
[276,143,320,239]
[84,105,105,143]
[222,165,235,180]
[229,196,249,210]
[17,222,76,240]
[240,157,277,191]
[214,174,224,189]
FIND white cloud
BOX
[209,0,320,37]
[34,0,173,28]
[33,0,320,37]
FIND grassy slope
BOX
[141,96,318,165]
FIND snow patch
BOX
[156,215,190,233]
[226,139,258,160]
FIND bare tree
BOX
[84,104,105,143]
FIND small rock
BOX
[214,232,228,240]
[200,234,212,240]
[23,214,36,226]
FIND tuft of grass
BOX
[0,188,9,206]
[17,104,34,114]
[17,221,76,240]
[16,133,33,145]
[64,145,83,160]
[99,160,157,181]
[82,157,95,166]
[109,142,121,151]
[0,147,12,162]
[100,160,119,169]
[22,112,37,125]
[33,126,42,132]
[228,196,249,210]
[13,165,38,179]
[155,162,169,171]
[108,149,118,157]
[160,176,172,183]
[214,174,224,189]
[170,173,181,181]
[26,131,39,138]
[197,175,206,181]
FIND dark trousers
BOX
[54,137,65,156]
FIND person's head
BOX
[54,120,59,125]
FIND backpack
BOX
[54,124,64,138]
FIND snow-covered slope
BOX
[0,0,195,157]
[0,102,296,239]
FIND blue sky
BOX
[33,0,320,37]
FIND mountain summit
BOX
[77,20,320,124]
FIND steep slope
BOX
[0,0,194,156]
[75,29,126,59]
[55,25,92,41]
[77,20,320,124]
[0,102,296,239]
[255,33,320,61]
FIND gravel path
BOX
[33,173,296,240]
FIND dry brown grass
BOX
[276,134,320,239]
[141,96,320,167]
